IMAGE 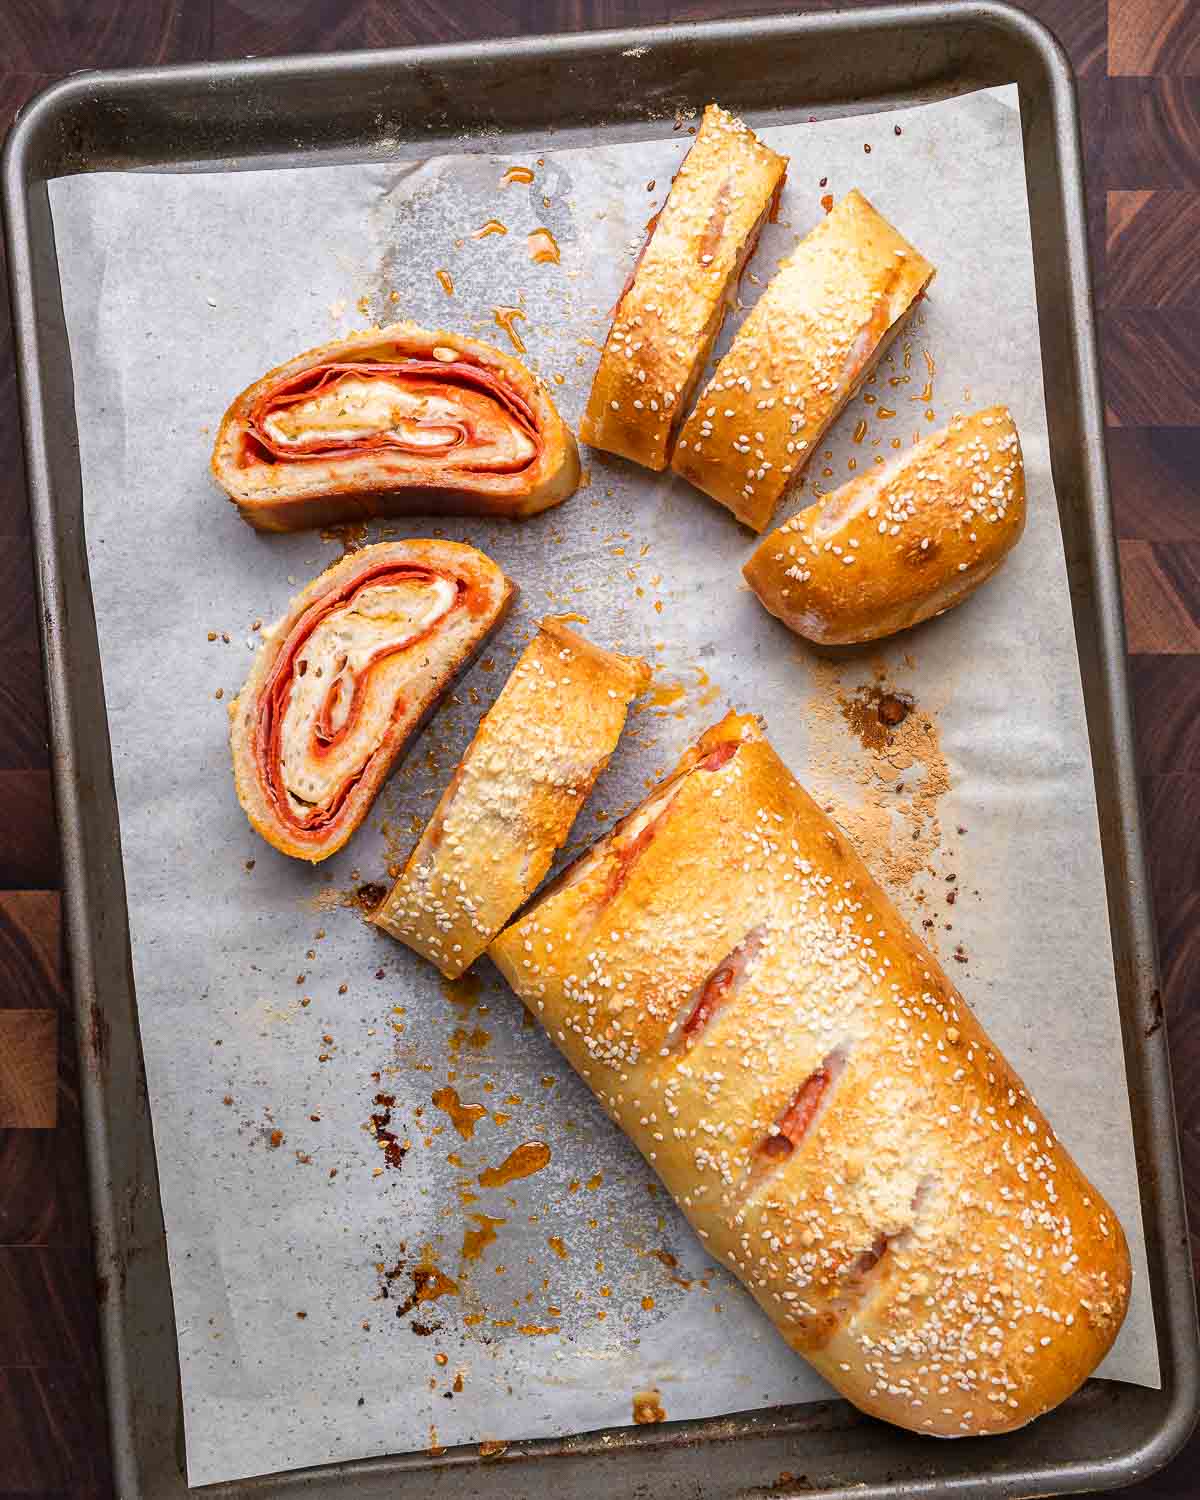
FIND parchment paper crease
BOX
[48,84,1157,1486]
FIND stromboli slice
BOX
[490,713,1130,1438]
[230,541,514,862]
[580,103,787,470]
[744,407,1027,644]
[212,323,580,531]
[372,616,650,978]
[672,189,935,530]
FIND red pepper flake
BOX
[375,969,386,980]
[895,124,903,135]
[268,1130,284,1149]
[244,859,255,871]
[864,143,872,153]
[819,176,828,187]
[296,1310,307,1319]
[338,984,348,995]
[222,1095,234,1106]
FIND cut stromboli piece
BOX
[744,407,1026,644]
[580,103,787,471]
[230,541,514,862]
[672,190,935,531]
[212,323,580,531]
[490,712,1130,1438]
[372,617,650,978]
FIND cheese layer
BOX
[278,576,457,816]
[261,374,536,470]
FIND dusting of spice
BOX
[633,1389,667,1425]
[432,1086,487,1140]
[461,1212,505,1262]
[839,681,916,751]
[492,306,527,354]
[478,1140,551,1188]
[806,662,951,893]
[500,165,534,186]
[472,219,508,238]
[368,1093,409,1171]
[547,1235,568,1259]
[354,882,387,915]
[527,228,561,264]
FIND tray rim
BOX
[3,3,1197,1497]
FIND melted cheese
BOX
[278,577,457,816]
[262,375,536,468]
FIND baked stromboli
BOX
[580,103,787,471]
[672,190,935,531]
[373,617,650,978]
[744,407,1026,644]
[230,541,514,863]
[212,323,580,531]
[490,713,1130,1438]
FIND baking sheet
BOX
[47,85,1156,1487]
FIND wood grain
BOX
[0,2,212,72]
[1105,190,1200,305]
[1119,541,1200,651]
[0,774,59,889]
[0,892,91,1248]
[1102,79,1200,186]
[1108,429,1200,539]
[0,1011,57,1128]
[1109,0,1200,75]
[1130,655,1200,771]
[1139,773,1200,902]
[1102,311,1200,426]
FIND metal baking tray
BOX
[3,5,1197,1496]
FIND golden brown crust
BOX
[744,407,1027,644]
[490,713,1130,1437]
[580,104,787,471]
[672,190,935,531]
[229,541,515,863]
[373,617,650,977]
[211,322,580,531]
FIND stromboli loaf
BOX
[580,103,787,470]
[373,616,650,978]
[489,713,1130,1437]
[230,541,514,862]
[744,407,1027,644]
[212,323,579,531]
[672,190,935,531]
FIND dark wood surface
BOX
[1,1,1197,1495]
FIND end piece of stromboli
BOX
[212,323,580,531]
[581,103,788,471]
[229,540,514,862]
[744,406,1027,644]
[672,189,935,531]
[373,616,650,978]
[489,712,1130,1438]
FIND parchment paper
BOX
[48,85,1157,1487]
